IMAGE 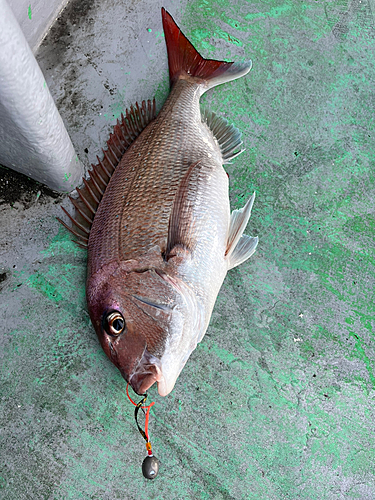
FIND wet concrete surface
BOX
[1,0,375,498]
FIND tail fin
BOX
[161,8,251,90]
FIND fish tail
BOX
[162,8,252,91]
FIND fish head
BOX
[86,261,194,396]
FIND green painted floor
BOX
[1,0,375,498]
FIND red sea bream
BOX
[59,8,258,397]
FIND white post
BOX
[0,0,83,192]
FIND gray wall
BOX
[8,0,68,51]
[0,0,83,191]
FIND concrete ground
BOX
[1,0,375,498]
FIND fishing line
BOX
[126,383,160,479]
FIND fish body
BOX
[60,9,258,396]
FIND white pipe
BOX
[0,0,83,192]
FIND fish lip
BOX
[128,349,163,395]
[129,369,158,395]
[156,376,171,397]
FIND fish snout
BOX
[129,350,163,395]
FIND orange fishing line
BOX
[126,383,155,442]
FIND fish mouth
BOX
[129,365,161,395]
[128,349,164,395]
[126,353,175,397]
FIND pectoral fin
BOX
[165,161,204,259]
[226,192,257,267]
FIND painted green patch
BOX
[244,3,293,21]
[26,271,63,302]
[28,4,32,20]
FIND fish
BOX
[58,8,258,397]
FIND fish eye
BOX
[103,311,125,336]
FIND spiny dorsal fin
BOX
[226,192,256,259]
[228,234,258,270]
[58,99,156,246]
[201,109,245,164]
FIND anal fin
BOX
[226,192,257,261]
[228,234,258,270]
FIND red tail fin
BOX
[161,8,251,88]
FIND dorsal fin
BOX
[57,99,156,247]
[201,109,245,164]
